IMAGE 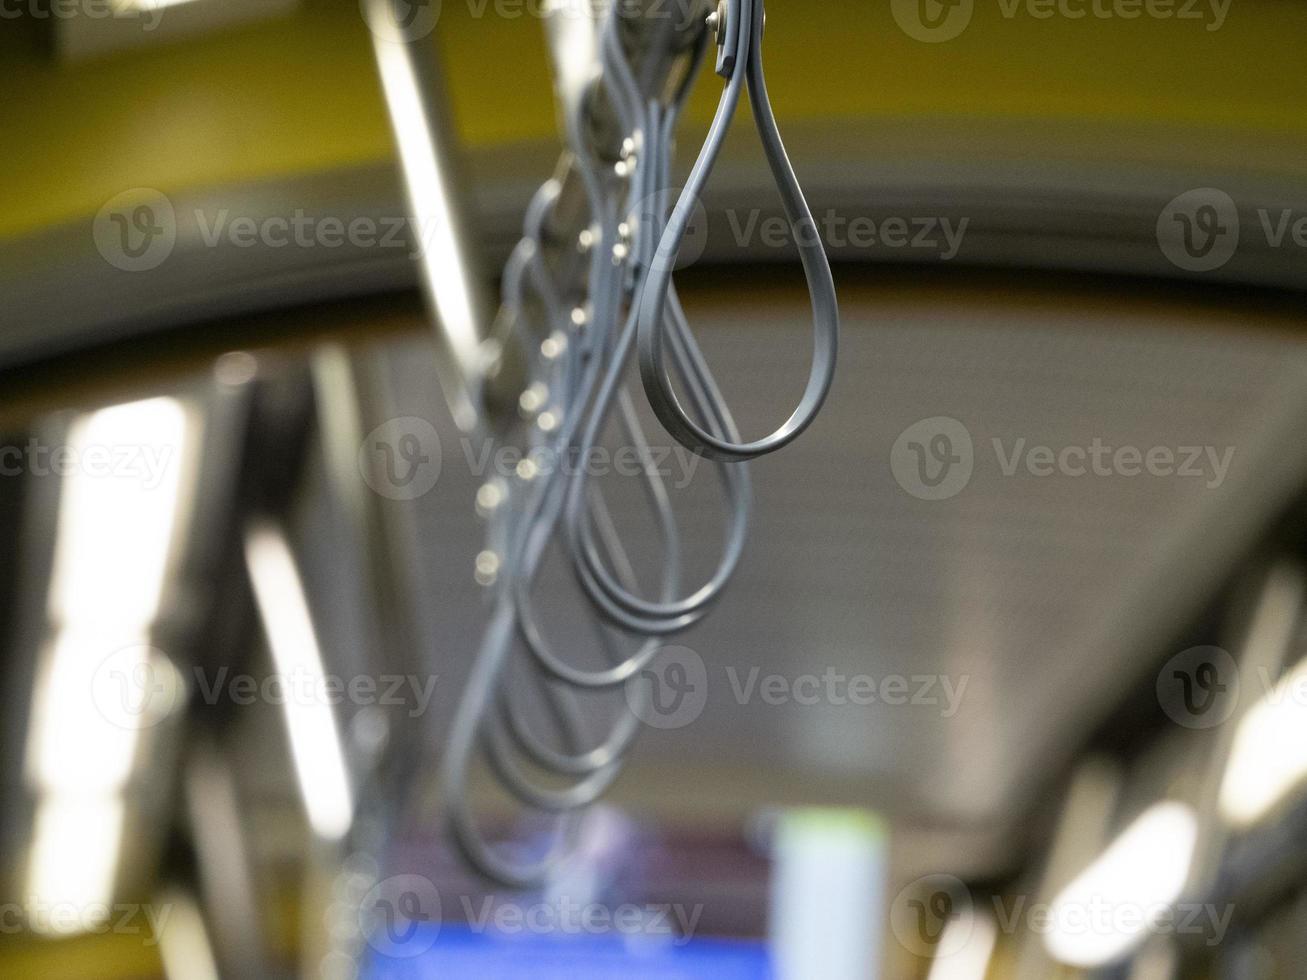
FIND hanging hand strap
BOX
[637,0,839,462]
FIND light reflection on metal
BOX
[367,0,492,432]
[245,522,355,841]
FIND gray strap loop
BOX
[638,0,839,462]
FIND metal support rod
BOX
[366,0,501,432]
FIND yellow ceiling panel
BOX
[3,0,1307,240]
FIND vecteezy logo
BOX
[1157,645,1240,730]
[360,875,441,958]
[891,417,974,500]
[910,892,957,942]
[358,417,442,501]
[635,187,710,273]
[891,0,974,42]
[1157,188,1240,273]
[625,645,708,730]
[889,874,975,958]
[360,0,442,42]
[94,189,177,272]
[91,645,182,731]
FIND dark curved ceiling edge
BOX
[4,118,1307,369]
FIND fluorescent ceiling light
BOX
[115,0,203,10]
[22,396,192,932]
[48,397,189,630]
[57,0,300,61]
[1220,658,1307,826]
[27,630,166,793]
[157,890,221,980]
[31,397,187,784]
[245,523,354,841]
[26,796,125,931]
[927,913,998,980]
[1044,801,1198,969]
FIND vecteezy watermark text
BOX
[890,874,1233,958]
[0,0,165,30]
[94,189,459,273]
[358,873,705,960]
[459,895,704,944]
[991,438,1234,488]
[892,417,1236,501]
[0,898,172,944]
[0,437,174,488]
[189,666,438,719]
[724,666,970,717]
[725,210,970,261]
[625,647,971,731]
[92,656,440,730]
[97,187,972,275]
[357,416,707,501]
[893,0,1229,43]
